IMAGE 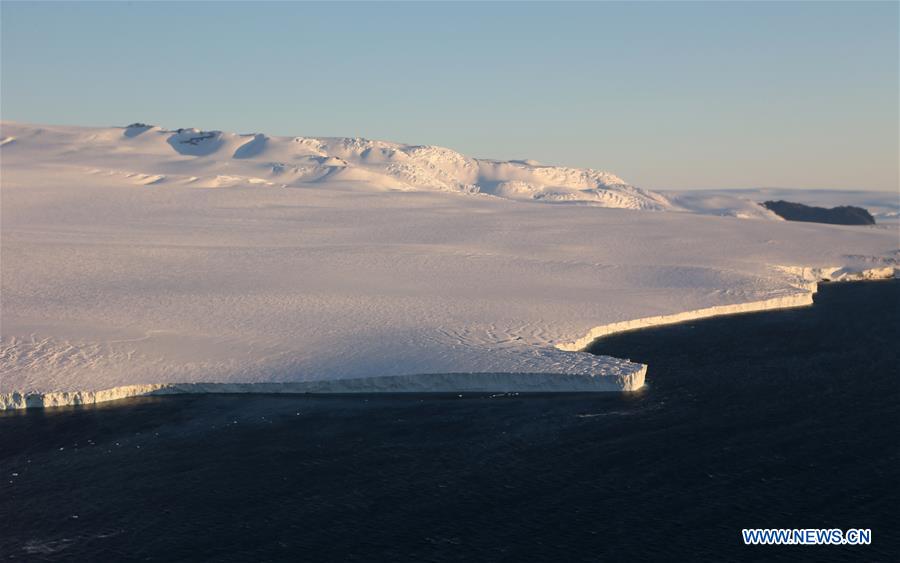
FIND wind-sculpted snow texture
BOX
[1,123,897,408]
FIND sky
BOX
[1,1,897,191]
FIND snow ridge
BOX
[1,122,672,210]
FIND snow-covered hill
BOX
[1,122,672,210]
[1,122,897,408]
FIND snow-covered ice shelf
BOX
[1,122,897,409]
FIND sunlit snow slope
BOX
[1,122,672,209]
[1,123,897,408]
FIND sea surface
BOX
[1,281,897,562]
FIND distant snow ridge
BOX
[221,128,675,208]
[6,121,671,209]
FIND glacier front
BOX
[1,122,897,409]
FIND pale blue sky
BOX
[2,1,897,191]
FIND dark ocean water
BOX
[1,281,897,562]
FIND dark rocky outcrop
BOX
[762,200,876,225]
[123,123,154,138]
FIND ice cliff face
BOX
[0,369,648,410]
